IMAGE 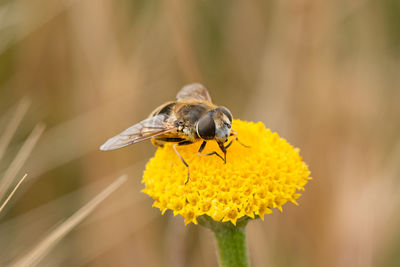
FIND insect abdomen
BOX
[150,101,176,118]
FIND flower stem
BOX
[214,225,248,267]
[198,215,250,267]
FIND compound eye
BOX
[197,114,216,140]
[218,106,233,123]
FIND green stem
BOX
[198,215,250,267]
[214,225,248,267]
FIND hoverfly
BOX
[100,83,245,174]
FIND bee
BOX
[100,83,245,174]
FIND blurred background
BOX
[1,0,400,266]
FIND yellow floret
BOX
[142,120,311,225]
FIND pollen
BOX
[142,120,311,225]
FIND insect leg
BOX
[173,141,193,184]
[197,141,226,163]
[198,141,207,153]
[197,150,225,162]
[197,140,226,163]
[173,143,189,167]
[218,141,227,164]
[227,129,250,149]
[224,139,234,150]
[173,141,192,167]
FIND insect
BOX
[100,83,246,177]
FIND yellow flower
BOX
[142,120,311,225]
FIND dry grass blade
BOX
[0,173,27,213]
[10,174,128,267]
[0,123,45,199]
[0,0,81,55]
[0,98,30,163]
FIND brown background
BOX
[1,1,400,266]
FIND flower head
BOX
[142,120,311,225]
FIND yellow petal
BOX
[142,120,311,225]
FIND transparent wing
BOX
[176,83,212,102]
[100,114,176,151]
